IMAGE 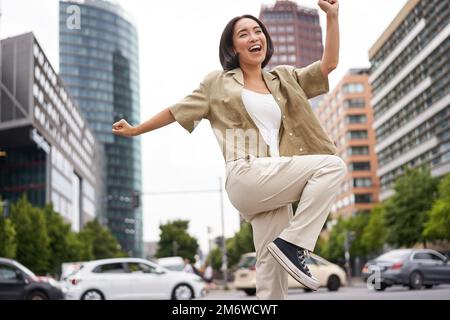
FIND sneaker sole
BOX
[267,242,320,291]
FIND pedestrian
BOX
[183,258,195,274]
[112,0,345,300]
[202,261,215,291]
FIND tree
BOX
[78,219,126,260]
[321,217,346,262]
[226,222,255,268]
[156,220,199,261]
[423,174,450,243]
[0,218,17,259]
[42,203,86,275]
[10,195,50,274]
[361,203,389,256]
[347,212,370,257]
[384,166,438,248]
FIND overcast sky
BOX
[1,0,408,255]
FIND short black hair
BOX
[219,14,274,71]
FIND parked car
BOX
[0,258,64,300]
[156,256,185,271]
[361,249,450,291]
[61,257,205,300]
[233,252,347,296]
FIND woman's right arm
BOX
[112,107,176,137]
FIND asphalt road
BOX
[199,282,450,300]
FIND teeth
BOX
[249,45,261,51]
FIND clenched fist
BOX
[112,119,137,137]
[318,0,339,16]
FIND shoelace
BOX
[297,248,312,277]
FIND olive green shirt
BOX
[169,60,338,163]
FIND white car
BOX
[234,252,347,295]
[62,257,205,300]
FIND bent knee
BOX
[327,155,347,177]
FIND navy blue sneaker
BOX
[268,238,319,291]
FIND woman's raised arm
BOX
[112,107,176,137]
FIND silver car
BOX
[361,249,450,291]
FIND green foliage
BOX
[78,219,127,260]
[361,204,389,256]
[0,218,17,259]
[384,166,438,247]
[10,194,50,274]
[156,220,199,261]
[423,174,450,241]
[4,194,125,276]
[225,222,255,268]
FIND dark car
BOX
[0,258,64,300]
[361,249,450,291]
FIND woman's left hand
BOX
[318,0,339,17]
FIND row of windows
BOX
[275,44,296,53]
[271,54,296,64]
[347,146,369,156]
[372,2,450,90]
[375,60,448,139]
[342,83,365,94]
[370,0,431,67]
[349,162,371,171]
[346,115,367,124]
[343,98,366,109]
[60,47,139,76]
[373,36,448,120]
[347,130,368,140]
[59,36,137,62]
[377,109,449,166]
[379,146,448,190]
[60,27,137,55]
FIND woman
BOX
[113,0,345,300]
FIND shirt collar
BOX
[226,67,277,86]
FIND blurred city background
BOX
[0,0,449,300]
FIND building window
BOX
[351,162,371,171]
[346,115,367,124]
[355,194,373,203]
[344,98,366,108]
[347,130,368,140]
[348,146,369,155]
[343,83,364,93]
[353,178,372,187]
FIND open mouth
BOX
[248,44,262,53]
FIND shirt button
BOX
[299,148,304,152]
[283,115,286,119]
[277,97,281,101]
[289,133,293,136]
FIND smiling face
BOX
[232,18,267,68]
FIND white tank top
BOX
[241,88,281,157]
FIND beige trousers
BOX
[225,154,347,299]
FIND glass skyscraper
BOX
[59,0,142,256]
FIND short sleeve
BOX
[292,60,329,99]
[169,71,219,134]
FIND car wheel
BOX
[409,271,423,290]
[303,288,313,293]
[27,291,49,300]
[172,284,194,300]
[244,289,256,296]
[424,285,433,289]
[374,282,388,291]
[327,275,341,291]
[81,290,104,300]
